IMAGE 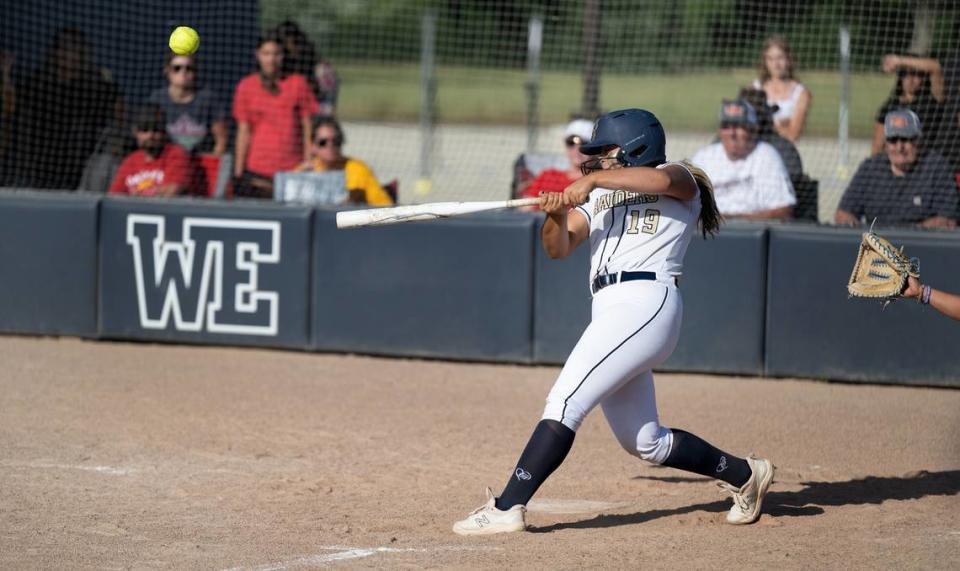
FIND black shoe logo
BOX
[515,468,532,481]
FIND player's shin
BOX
[495,419,575,510]
[662,428,752,487]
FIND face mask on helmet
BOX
[580,146,625,175]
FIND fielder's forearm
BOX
[541,212,571,259]
[929,288,960,320]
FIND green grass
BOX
[336,63,894,138]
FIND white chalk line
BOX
[223,544,503,571]
[0,461,134,476]
[527,498,635,515]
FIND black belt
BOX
[592,271,658,294]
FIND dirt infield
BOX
[1,336,958,570]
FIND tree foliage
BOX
[259,0,960,72]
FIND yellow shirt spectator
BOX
[296,156,393,205]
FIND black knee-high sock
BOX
[662,428,751,488]
[495,419,575,510]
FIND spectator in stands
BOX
[836,109,957,229]
[148,51,228,155]
[872,53,945,156]
[517,118,594,207]
[77,123,136,193]
[276,20,339,117]
[108,104,197,197]
[878,52,960,171]
[294,116,393,205]
[232,30,319,198]
[754,36,811,142]
[738,87,803,182]
[691,100,795,220]
[11,27,122,190]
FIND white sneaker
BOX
[718,456,775,525]
[452,488,526,536]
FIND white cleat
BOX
[452,487,526,536]
[718,456,775,525]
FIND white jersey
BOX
[690,141,794,216]
[571,162,700,291]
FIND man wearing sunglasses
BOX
[691,99,795,220]
[836,109,958,228]
[108,104,197,197]
[293,116,393,205]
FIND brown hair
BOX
[256,29,285,93]
[311,115,345,144]
[758,35,796,82]
[680,160,722,238]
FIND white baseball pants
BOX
[542,279,682,464]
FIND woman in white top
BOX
[754,36,811,142]
[452,109,775,536]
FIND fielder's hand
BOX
[901,275,922,300]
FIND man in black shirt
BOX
[836,109,958,229]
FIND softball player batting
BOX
[453,109,775,535]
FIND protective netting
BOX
[2,1,960,226]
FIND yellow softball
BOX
[169,26,200,56]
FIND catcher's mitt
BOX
[847,231,919,301]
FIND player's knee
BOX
[628,424,672,464]
[542,395,585,432]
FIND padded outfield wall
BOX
[0,191,958,387]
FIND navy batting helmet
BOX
[579,109,666,170]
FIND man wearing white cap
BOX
[836,108,958,228]
[518,119,594,203]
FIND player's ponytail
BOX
[680,160,722,238]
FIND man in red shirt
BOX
[519,119,595,203]
[232,30,319,198]
[109,104,196,197]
